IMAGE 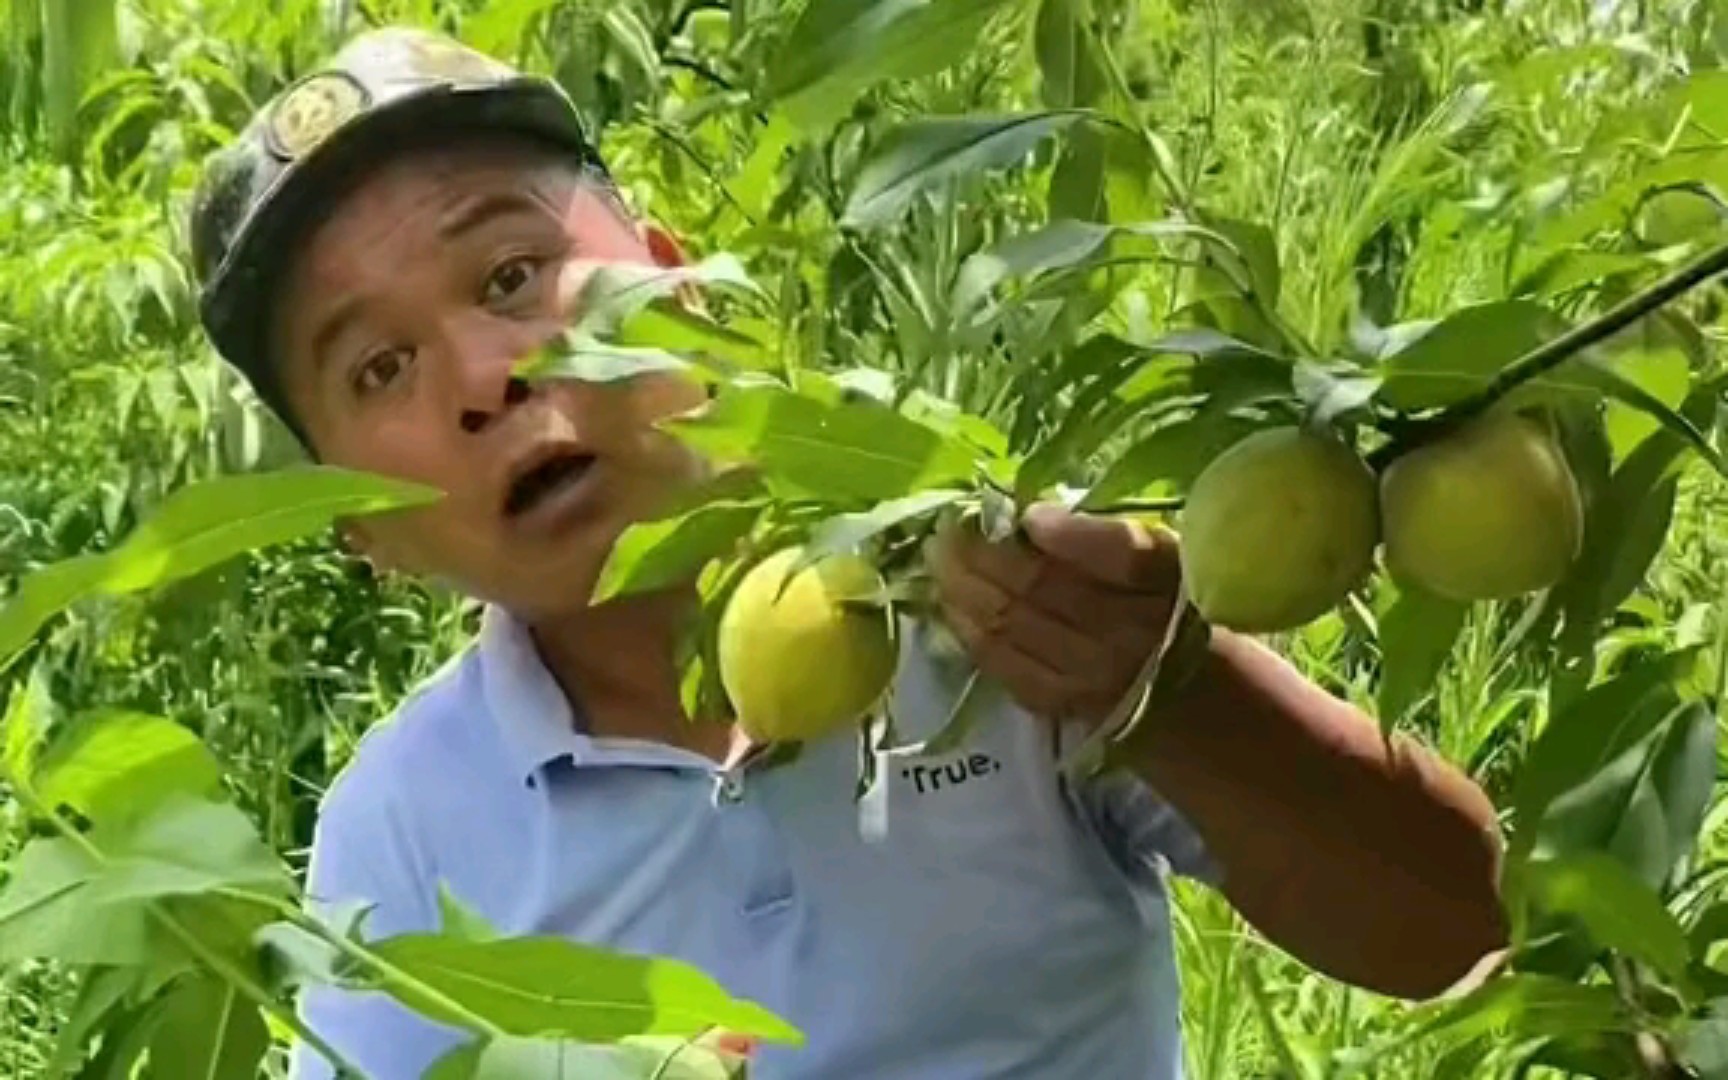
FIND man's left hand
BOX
[926,503,1185,722]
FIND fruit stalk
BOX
[1371,234,1728,469]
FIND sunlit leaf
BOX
[803,489,967,565]
[951,219,1222,316]
[663,384,979,502]
[1,664,53,785]
[767,0,1016,131]
[428,1034,746,1080]
[565,256,763,340]
[355,933,802,1044]
[1377,300,1563,412]
[594,500,765,605]
[0,467,441,671]
[34,711,222,828]
[843,112,1090,228]
[1602,346,1692,458]
[1080,410,1265,509]
[146,974,269,1080]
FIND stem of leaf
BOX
[215,886,506,1042]
[1372,236,1728,469]
[6,783,365,1079]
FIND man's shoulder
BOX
[318,640,493,819]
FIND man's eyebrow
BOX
[437,191,548,240]
[308,295,364,375]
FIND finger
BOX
[1020,502,1181,592]
[941,533,1168,637]
[939,594,1082,718]
[936,555,1114,676]
[930,514,1046,599]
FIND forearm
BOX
[1124,629,1508,999]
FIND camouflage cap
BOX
[189,27,608,422]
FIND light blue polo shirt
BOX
[289,605,1218,1079]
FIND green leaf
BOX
[1554,430,1688,655]
[1514,650,1699,835]
[1376,300,1563,412]
[766,0,1016,132]
[1376,584,1469,727]
[1563,359,1724,477]
[560,256,764,340]
[1400,974,1633,1045]
[1520,853,1691,984]
[1204,217,1282,309]
[842,112,1090,229]
[438,883,501,943]
[662,384,979,503]
[519,337,704,385]
[1034,0,1108,109]
[1602,346,1692,458]
[1080,410,1265,509]
[594,499,765,605]
[1531,701,1718,891]
[951,219,1222,317]
[146,974,269,1080]
[1,664,53,785]
[0,466,440,671]
[42,0,118,156]
[83,796,292,907]
[428,1035,746,1080]
[34,712,222,827]
[358,933,802,1044]
[803,489,967,563]
[1293,363,1381,427]
[0,837,151,965]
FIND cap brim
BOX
[200,79,604,381]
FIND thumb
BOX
[1020,502,1181,591]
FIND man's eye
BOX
[354,348,412,396]
[483,256,541,307]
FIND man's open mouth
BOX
[503,450,596,518]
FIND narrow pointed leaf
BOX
[843,112,1090,228]
[0,467,440,670]
[1377,301,1563,412]
[663,385,978,503]
[1522,853,1691,984]
[359,933,802,1044]
[594,500,765,605]
[767,0,1015,132]
[802,489,968,567]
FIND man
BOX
[187,27,1507,1080]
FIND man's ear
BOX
[642,223,710,313]
[642,222,691,269]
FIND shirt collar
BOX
[477,603,592,784]
[475,604,723,785]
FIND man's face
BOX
[273,137,708,619]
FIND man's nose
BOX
[442,317,545,434]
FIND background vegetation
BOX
[2,0,1727,1076]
